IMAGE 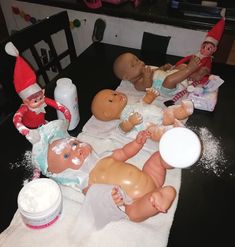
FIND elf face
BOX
[200,42,217,57]
[23,90,45,109]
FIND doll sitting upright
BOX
[5,42,71,144]
[91,88,194,141]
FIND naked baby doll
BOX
[91,88,194,140]
[32,120,201,223]
[113,52,201,97]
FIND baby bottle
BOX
[54,78,80,130]
[159,127,201,168]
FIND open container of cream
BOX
[17,178,62,229]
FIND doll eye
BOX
[108,99,113,103]
[63,153,69,159]
[71,142,78,147]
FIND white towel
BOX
[0,79,182,247]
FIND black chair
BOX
[0,11,77,116]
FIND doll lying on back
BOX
[91,88,194,141]
[113,52,202,97]
[32,120,201,223]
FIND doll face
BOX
[91,89,127,121]
[200,42,216,57]
[47,137,92,174]
[24,90,45,109]
[114,53,145,81]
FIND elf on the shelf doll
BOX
[164,8,225,106]
[5,42,71,144]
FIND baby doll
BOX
[5,42,71,144]
[113,52,201,97]
[91,88,194,138]
[32,120,201,223]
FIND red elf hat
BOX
[204,17,225,46]
[5,42,41,100]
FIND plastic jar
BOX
[17,178,62,229]
[54,78,80,130]
[159,127,201,168]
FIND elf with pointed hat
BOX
[164,8,226,106]
[5,42,71,144]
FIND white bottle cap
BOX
[56,78,72,87]
[159,127,201,168]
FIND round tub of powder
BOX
[17,178,62,229]
[159,127,201,168]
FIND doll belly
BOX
[89,157,156,199]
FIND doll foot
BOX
[149,186,176,213]
[164,100,175,107]
[147,124,166,142]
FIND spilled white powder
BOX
[189,126,227,176]
[18,179,59,213]
[10,150,32,170]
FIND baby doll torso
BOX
[120,102,163,132]
[89,156,156,199]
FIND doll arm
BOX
[112,130,149,162]
[13,105,30,136]
[13,105,40,144]
[119,112,143,133]
[45,97,71,122]
[132,66,153,91]
[175,55,193,66]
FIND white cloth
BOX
[0,79,182,247]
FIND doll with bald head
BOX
[33,120,201,223]
[91,88,194,140]
[113,52,202,97]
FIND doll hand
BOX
[135,130,150,145]
[143,88,160,104]
[129,112,143,126]
[142,66,154,80]
[111,186,124,207]
[26,129,41,144]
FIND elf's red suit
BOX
[13,97,71,136]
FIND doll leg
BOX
[125,186,176,222]
[163,57,201,89]
[142,151,172,188]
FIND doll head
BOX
[200,41,217,57]
[23,89,45,109]
[113,53,145,82]
[47,138,92,174]
[32,120,94,189]
[91,89,128,121]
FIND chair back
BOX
[0,11,77,116]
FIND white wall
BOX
[1,0,208,57]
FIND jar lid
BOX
[18,178,61,213]
[159,127,201,168]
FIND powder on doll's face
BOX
[189,126,227,176]
[71,157,81,166]
[51,138,72,155]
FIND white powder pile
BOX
[10,150,32,170]
[18,179,60,213]
[190,126,227,176]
